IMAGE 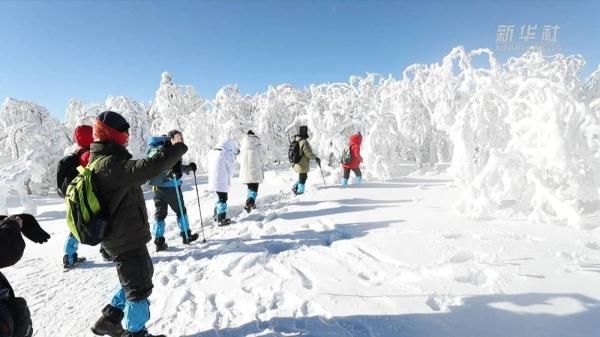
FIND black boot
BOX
[244,199,256,213]
[217,213,231,226]
[154,237,168,252]
[91,304,124,337]
[63,253,86,269]
[121,329,166,337]
[181,230,199,245]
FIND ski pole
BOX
[172,174,190,241]
[318,161,327,186]
[192,170,207,243]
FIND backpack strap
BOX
[77,158,101,174]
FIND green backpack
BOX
[340,146,353,164]
[65,160,107,245]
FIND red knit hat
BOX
[73,125,93,149]
[93,111,130,146]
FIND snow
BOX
[2,45,600,335]
[3,166,600,336]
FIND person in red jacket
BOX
[56,125,93,268]
[341,132,363,186]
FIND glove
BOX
[188,162,197,172]
[315,157,321,165]
[17,214,50,244]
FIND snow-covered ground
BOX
[4,166,600,337]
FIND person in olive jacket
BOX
[291,125,320,195]
[89,111,186,337]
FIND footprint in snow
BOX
[449,251,476,264]
[292,266,314,290]
[443,233,463,240]
[585,241,600,250]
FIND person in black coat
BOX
[0,214,50,337]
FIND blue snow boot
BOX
[341,178,349,187]
[355,176,363,185]
[296,183,305,195]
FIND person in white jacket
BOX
[207,138,239,226]
[239,130,266,212]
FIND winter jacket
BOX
[342,133,363,169]
[293,136,317,174]
[146,136,194,188]
[208,139,239,193]
[90,141,187,255]
[0,216,25,269]
[239,134,266,184]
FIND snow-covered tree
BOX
[0,98,70,196]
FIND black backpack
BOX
[288,139,302,164]
[56,151,81,198]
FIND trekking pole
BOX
[172,174,190,241]
[318,161,327,187]
[192,170,207,243]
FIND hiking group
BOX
[0,111,364,337]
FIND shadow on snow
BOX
[180,292,600,337]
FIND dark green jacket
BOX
[89,141,187,254]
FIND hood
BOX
[349,133,362,145]
[74,125,93,148]
[218,138,240,155]
[242,134,261,149]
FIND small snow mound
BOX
[425,294,464,312]
[454,268,499,286]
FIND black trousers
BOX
[298,173,308,185]
[113,246,153,301]
[343,168,362,179]
[247,183,259,192]
[216,192,228,203]
[153,186,187,221]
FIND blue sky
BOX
[0,0,598,120]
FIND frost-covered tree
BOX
[2,46,600,226]
[149,71,205,134]
[0,98,70,196]
[65,96,150,158]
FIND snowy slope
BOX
[3,167,600,337]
